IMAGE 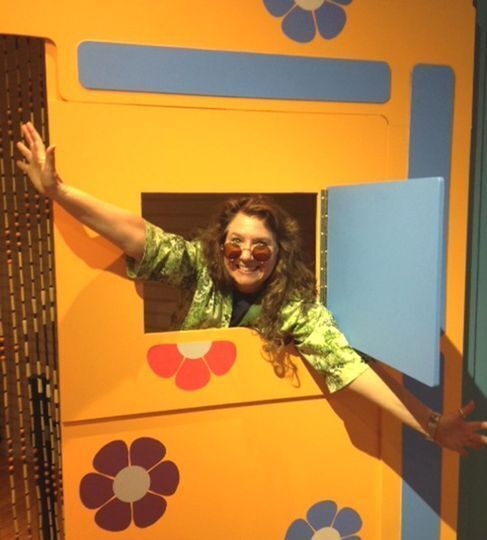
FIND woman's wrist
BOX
[424,410,442,441]
[45,177,66,200]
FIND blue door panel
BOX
[326,177,445,386]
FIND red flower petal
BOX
[93,440,128,477]
[133,492,167,528]
[94,498,131,532]
[175,359,210,390]
[130,437,166,470]
[147,344,184,378]
[204,341,237,376]
[79,473,114,509]
[149,460,180,496]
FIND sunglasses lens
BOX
[252,245,272,261]
[223,243,273,261]
[223,243,242,260]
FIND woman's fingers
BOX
[457,400,487,450]
[25,122,46,161]
[469,433,487,445]
[31,139,45,162]
[21,122,34,148]
[45,146,56,172]
[15,123,59,197]
[26,121,43,144]
[16,159,28,174]
[456,420,487,454]
[16,140,32,161]
[468,420,487,432]
[19,123,49,168]
[460,400,475,417]
[466,437,483,450]
[19,123,43,163]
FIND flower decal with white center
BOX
[285,500,362,539]
[147,340,237,391]
[79,438,179,532]
[263,0,352,43]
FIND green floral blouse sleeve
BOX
[280,300,370,393]
[126,221,200,288]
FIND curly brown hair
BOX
[199,195,317,349]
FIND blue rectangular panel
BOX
[78,41,390,103]
[326,177,445,386]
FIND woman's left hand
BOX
[435,401,487,456]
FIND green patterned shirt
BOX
[127,222,369,393]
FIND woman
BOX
[16,122,487,455]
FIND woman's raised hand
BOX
[16,121,146,259]
[16,122,61,197]
[435,401,487,456]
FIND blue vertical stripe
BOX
[402,65,454,540]
[409,65,454,330]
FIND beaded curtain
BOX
[0,35,62,539]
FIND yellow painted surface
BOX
[61,327,324,424]
[63,385,381,539]
[0,0,476,538]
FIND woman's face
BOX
[223,212,279,294]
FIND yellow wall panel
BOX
[63,395,381,538]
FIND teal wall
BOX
[458,2,487,538]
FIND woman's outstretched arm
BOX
[344,363,487,456]
[16,122,145,261]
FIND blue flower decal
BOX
[263,0,352,43]
[285,500,362,539]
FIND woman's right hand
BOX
[16,121,145,259]
[16,122,62,198]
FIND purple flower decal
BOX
[79,438,179,532]
[286,500,362,539]
[263,0,352,43]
